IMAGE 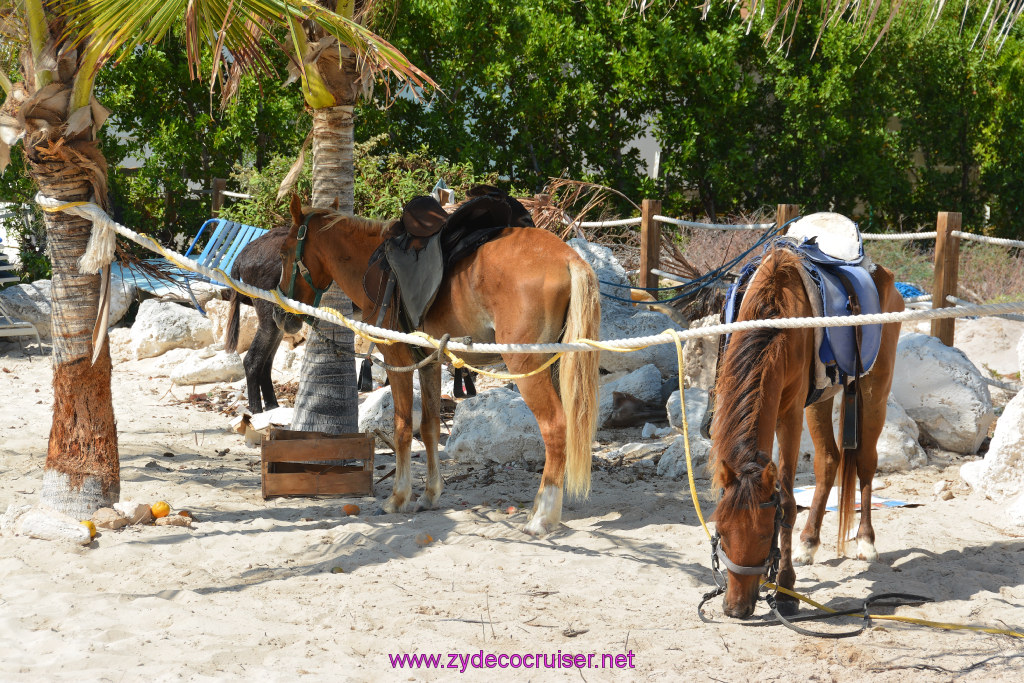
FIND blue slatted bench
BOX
[111,218,267,315]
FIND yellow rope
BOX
[670,329,712,540]
[766,583,1024,638]
[38,200,90,212]
[450,350,563,379]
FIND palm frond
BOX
[63,0,434,94]
[709,0,1024,53]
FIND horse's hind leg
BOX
[242,331,272,414]
[243,300,280,413]
[453,367,465,399]
[414,362,443,511]
[257,326,285,410]
[504,356,566,537]
[795,397,842,565]
[848,351,897,562]
[377,346,417,514]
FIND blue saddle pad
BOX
[723,238,882,381]
[806,260,882,377]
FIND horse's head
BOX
[711,451,781,619]
[273,193,332,334]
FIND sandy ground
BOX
[1,318,1024,682]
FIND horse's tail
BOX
[225,291,241,354]
[562,259,601,499]
[836,425,858,556]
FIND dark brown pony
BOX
[274,194,600,536]
[223,227,303,414]
[710,247,903,618]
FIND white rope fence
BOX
[947,296,1024,323]
[861,231,939,241]
[36,194,1024,357]
[860,229,1024,248]
[952,230,1024,248]
[565,211,1024,248]
[576,217,642,228]
[655,215,775,230]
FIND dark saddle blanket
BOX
[363,186,534,330]
[723,227,882,401]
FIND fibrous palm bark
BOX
[0,27,119,518]
[290,3,366,435]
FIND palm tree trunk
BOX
[290,105,359,434]
[31,170,119,518]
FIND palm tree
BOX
[285,1,379,435]
[0,0,429,518]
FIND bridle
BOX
[710,485,785,583]
[278,212,330,310]
[699,484,787,624]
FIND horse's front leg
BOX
[774,405,804,616]
[378,348,416,514]
[414,362,443,512]
[795,398,841,565]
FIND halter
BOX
[279,212,330,310]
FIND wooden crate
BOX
[261,428,374,499]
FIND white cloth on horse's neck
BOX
[786,212,862,262]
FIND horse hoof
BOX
[413,496,437,513]
[774,598,799,617]
[522,518,556,538]
[792,542,818,566]
[857,539,878,562]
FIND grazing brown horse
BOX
[709,242,903,618]
[273,194,600,536]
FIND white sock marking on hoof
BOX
[523,486,563,537]
[792,542,818,566]
[857,539,878,562]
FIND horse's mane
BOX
[710,248,804,521]
[303,206,392,238]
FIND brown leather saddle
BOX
[363,186,534,333]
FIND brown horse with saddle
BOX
[273,188,600,536]
[708,213,904,619]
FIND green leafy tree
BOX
[360,0,650,198]
[755,15,912,228]
[978,47,1024,237]
[637,6,769,220]
[222,135,502,227]
[895,12,996,229]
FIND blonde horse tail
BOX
[562,259,601,499]
[836,439,858,556]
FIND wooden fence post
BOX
[776,204,800,228]
[640,199,661,292]
[930,211,961,346]
[211,178,227,217]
